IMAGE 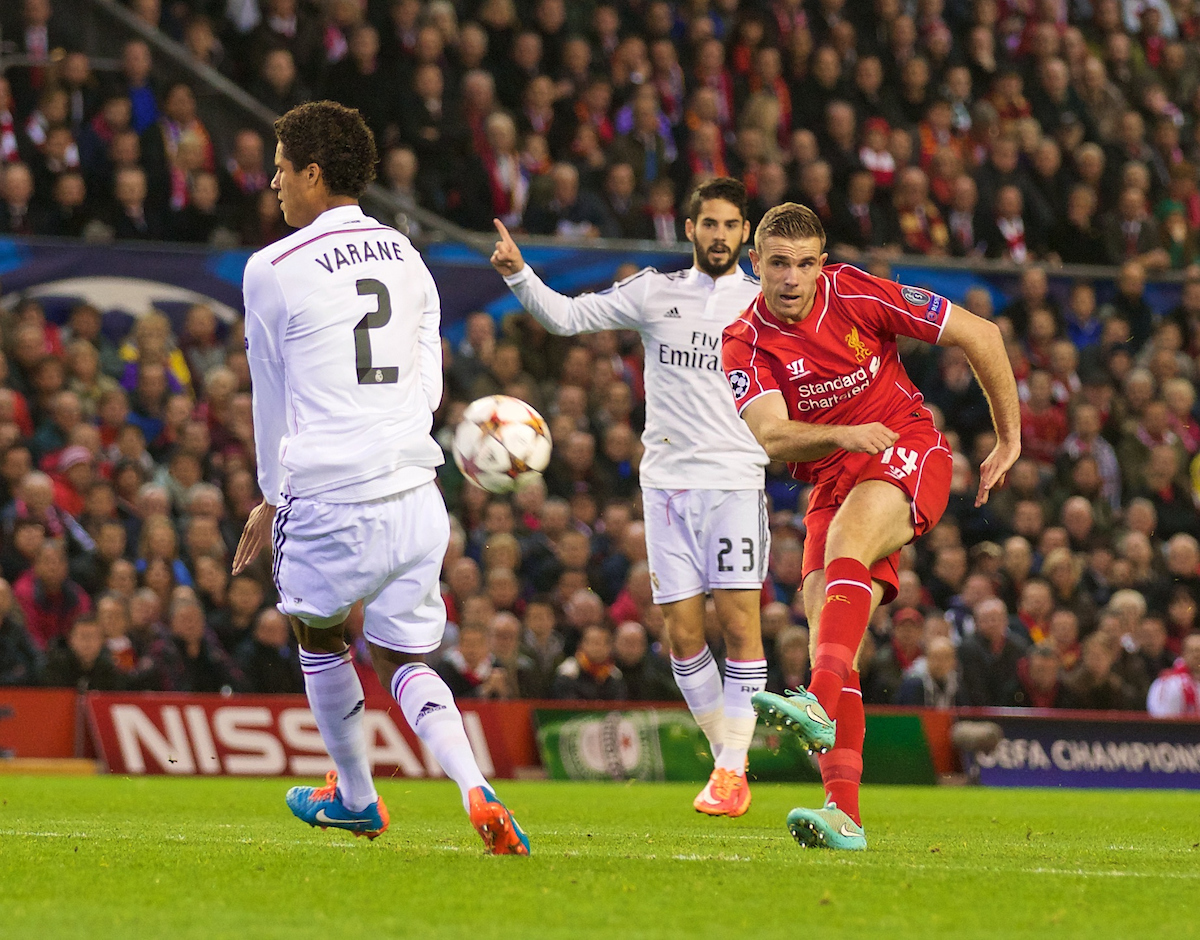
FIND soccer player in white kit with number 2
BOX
[491,178,770,817]
[233,101,528,855]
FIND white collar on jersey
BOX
[685,265,745,289]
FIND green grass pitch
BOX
[2,776,1199,939]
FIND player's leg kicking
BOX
[783,567,882,851]
[754,417,953,849]
[753,480,915,850]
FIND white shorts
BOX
[642,488,769,604]
[272,481,450,654]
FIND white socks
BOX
[391,662,488,810]
[300,649,377,813]
[717,659,768,772]
[671,647,726,763]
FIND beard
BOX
[694,239,743,277]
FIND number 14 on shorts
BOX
[880,446,919,481]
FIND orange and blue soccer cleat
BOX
[468,785,530,855]
[286,770,389,840]
[693,767,752,817]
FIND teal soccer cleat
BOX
[286,770,390,840]
[786,802,867,851]
[751,688,836,753]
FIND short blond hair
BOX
[754,202,826,254]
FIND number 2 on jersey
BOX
[354,279,399,385]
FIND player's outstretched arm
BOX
[489,218,644,336]
[489,218,526,277]
[938,305,1021,507]
[741,392,899,463]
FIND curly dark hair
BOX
[274,101,377,198]
[685,177,747,223]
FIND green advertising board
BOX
[534,709,937,785]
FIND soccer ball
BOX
[452,395,553,494]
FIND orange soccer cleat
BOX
[692,767,752,817]
[467,785,531,855]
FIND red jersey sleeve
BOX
[835,266,950,344]
[722,315,781,415]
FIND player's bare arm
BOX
[937,304,1022,507]
[741,392,899,462]
[232,499,276,575]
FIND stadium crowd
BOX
[0,0,1199,715]
[3,0,1200,257]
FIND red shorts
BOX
[801,414,952,604]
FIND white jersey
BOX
[243,205,444,504]
[504,264,767,489]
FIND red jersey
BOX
[722,262,950,485]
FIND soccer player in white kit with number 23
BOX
[491,178,770,817]
[233,101,528,855]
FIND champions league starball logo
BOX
[0,276,240,325]
[728,369,750,399]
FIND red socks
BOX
[818,670,865,825]
[807,557,873,720]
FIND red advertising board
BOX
[86,690,541,778]
[0,688,79,758]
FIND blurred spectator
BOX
[1105,185,1170,269]
[245,0,324,88]
[437,619,505,698]
[236,608,303,693]
[95,590,135,673]
[612,620,676,700]
[146,589,246,693]
[895,637,967,707]
[13,539,89,650]
[520,595,563,697]
[1064,632,1140,709]
[864,607,924,704]
[552,623,626,699]
[249,48,311,117]
[107,166,164,240]
[1049,185,1108,264]
[960,598,1030,706]
[1099,261,1156,351]
[0,578,41,685]
[524,162,609,237]
[42,614,125,691]
[766,624,809,694]
[1004,642,1073,707]
[487,611,535,698]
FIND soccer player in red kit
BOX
[722,204,1020,849]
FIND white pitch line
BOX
[3,829,1197,878]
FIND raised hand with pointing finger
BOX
[490,218,526,277]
